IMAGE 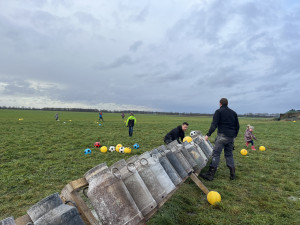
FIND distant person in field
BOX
[55,113,59,121]
[99,111,104,121]
[164,122,189,144]
[200,98,240,181]
[121,112,125,120]
[126,113,136,137]
[244,124,256,150]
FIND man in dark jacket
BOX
[164,122,189,144]
[200,98,240,181]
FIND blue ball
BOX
[84,148,92,154]
[133,143,139,149]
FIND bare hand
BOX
[205,135,209,141]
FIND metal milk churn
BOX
[167,143,194,175]
[162,148,188,179]
[0,217,16,225]
[193,135,213,159]
[151,149,182,186]
[84,162,143,225]
[127,155,166,204]
[175,143,198,170]
[183,141,208,173]
[110,159,157,217]
[140,151,176,195]
[27,193,85,225]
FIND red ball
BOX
[94,142,101,148]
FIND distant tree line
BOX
[0,106,280,118]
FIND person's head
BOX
[219,98,228,107]
[130,112,134,116]
[181,122,189,132]
[247,124,254,132]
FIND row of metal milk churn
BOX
[0,131,213,225]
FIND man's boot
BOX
[228,166,236,180]
[200,167,217,181]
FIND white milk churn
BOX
[140,151,176,195]
[85,162,143,225]
[127,155,166,204]
[151,149,182,186]
[192,135,213,158]
[0,217,16,225]
[168,145,194,175]
[163,149,188,179]
[110,159,157,217]
[27,193,85,225]
[183,141,208,173]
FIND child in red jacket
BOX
[244,124,256,150]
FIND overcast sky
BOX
[0,0,299,114]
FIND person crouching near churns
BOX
[164,122,189,144]
[244,124,256,150]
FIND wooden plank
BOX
[15,214,32,225]
[68,177,88,191]
[60,184,99,225]
[189,173,209,195]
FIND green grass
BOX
[0,109,299,224]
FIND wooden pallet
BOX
[15,173,209,225]
[15,214,32,225]
[60,177,98,225]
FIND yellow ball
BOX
[116,144,122,152]
[124,147,131,154]
[100,146,107,153]
[240,149,248,156]
[259,146,266,151]
[183,136,193,143]
[207,191,221,205]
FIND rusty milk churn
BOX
[0,217,16,225]
[183,141,208,173]
[110,159,157,217]
[27,192,85,225]
[127,155,166,204]
[192,135,213,159]
[167,142,194,175]
[162,148,188,179]
[151,149,182,186]
[85,162,143,225]
[140,151,176,195]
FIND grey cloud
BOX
[129,41,143,52]
[3,81,36,95]
[203,66,245,88]
[74,11,100,25]
[96,55,136,70]
[1,0,300,114]
[130,6,149,22]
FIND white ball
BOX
[119,147,125,153]
[190,131,197,136]
[109,146,116,152]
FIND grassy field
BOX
[0,109,299,224]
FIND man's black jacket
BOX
[164,125,185,144]
[207,105,240,138]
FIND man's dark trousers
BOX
[210,134,235,168]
